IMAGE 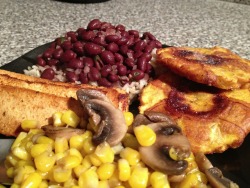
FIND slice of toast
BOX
[0,69,129,112]
[0,84,84,136]
[0,69,129,136]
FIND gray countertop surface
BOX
[0,0,249,66]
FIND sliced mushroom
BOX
[132,111,175,128]
[82,99,127,146]
[195,153,239,188]
[42,125,85,139]
[139,122,191,175]
[76,89,110,103]
[144,111,175,124]
[132,113,152,127]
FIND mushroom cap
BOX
[76,89,110,103]
[84,99,127,146]
[139,122,191,175]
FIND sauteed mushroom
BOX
[132,111,175,127]
[76,89,110,103]
[42,125,85,139]
[77,89,127,146]
[195,153,239,188]
[139,122,191,175]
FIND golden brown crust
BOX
[139,73,250,154]
[156,46,250,89]
[0,69,129,112]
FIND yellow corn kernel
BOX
[99,180,109,188]
[88,153,102,166]
[6,167,14,178]
[20,172,42,188]
[120,147,140,166]
[5,154,19,167]
[97,163,116,180]
[14,166,35,185]
[185,153,198,172]
[108,169,122,187]
[30,144,52,158]
[95,142,115,163]
[61,110,80,128]
[69,134,85,150]
[73,165,88,178]
[178,170,208,187]
[123,112,134,126]
[150,171,170,188]
[54,152,67,161]
[24,141,33,153]
[34,151,56,172]
[53,166,72,183]
[78,167,99,188]
[63,177,78,187]
[28,128,44,135]
[128,166,149,188]
[115,186,125,188]
[52,112,65,127]
[81,156,92,168]
[36,170,49,180]
[54,137,69,154]
[68,148,83,162]
[21,120,38,131]
[81,137,95,155]
[38,180,49,188]
[169,147,179,161]
[12,146,30,161]
[81,130,93,140]
[134,125,156,146]
[11,132,27,149]
[10,184,19,188]
[118,158,131,181]
[57,155,81,169]
[36,136,54,146]
[122,133,139,150]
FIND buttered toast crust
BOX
[0,69,129,112]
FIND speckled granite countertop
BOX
[0,0,249,66]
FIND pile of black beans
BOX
[37,19,162,87]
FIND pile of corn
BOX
[4,110,208,188]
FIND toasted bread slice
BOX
[156,46,250,89]
[0,69,129,136]
[139,73,250,154]
[0,84,84,136]
[0,69,129,112]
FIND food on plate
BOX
[139,72,250,154]
[0,70,129,136]
[0,69,129,112]
[156,46,250,89]
[2,89,238,187]
[24,19,162,99]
